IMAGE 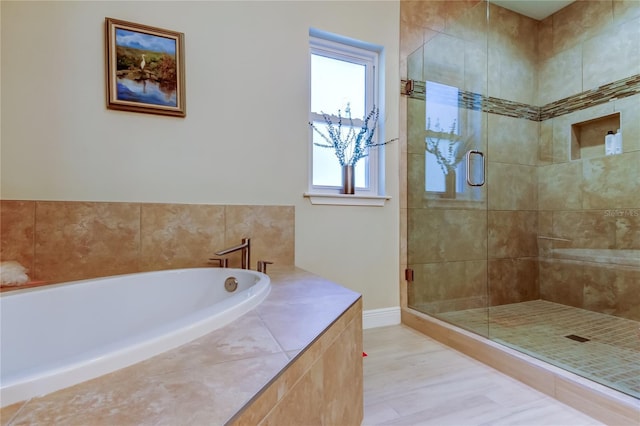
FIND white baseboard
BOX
[363,307,401,329]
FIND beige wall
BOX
[0,1,401,310]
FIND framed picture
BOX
[105,18,186,117]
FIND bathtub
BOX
[551,248,640,267]
[0,267,270,407]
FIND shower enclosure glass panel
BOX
[406,1,489,337]
[406,0,640,399]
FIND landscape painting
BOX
[106,18,186,117]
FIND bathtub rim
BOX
[0,267,270,408]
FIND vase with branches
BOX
[309,103,397,194]
[425,117,475,198]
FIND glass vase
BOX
[342,165,355,194]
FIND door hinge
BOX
[405,268,414,282]
[401,79,414,96]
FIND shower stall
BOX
[403,0,639,402]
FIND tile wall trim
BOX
[539,74,640,121]
[402,74,640,122]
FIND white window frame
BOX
[306,29,389,205]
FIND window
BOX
[309,30,386,198]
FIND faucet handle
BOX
[257,260,273,274]
[209,258,229,268]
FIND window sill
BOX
[303,192,391,207]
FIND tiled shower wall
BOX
[536,1,640,321]
[401,0,640,320]
[0,200,294,285]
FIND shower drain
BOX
[565,334,590,342]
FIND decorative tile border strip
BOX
[458,90,483,112]
[402,74,640,122]
[483,96,540,121]
[539,74,640,121]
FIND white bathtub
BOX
[0,267,270,407]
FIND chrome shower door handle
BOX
[465,150,485,187]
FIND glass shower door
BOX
[406,0,490,337]
[405,0,640,399]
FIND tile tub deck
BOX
[0,267,363,425]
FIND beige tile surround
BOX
[0,200,294,287]
[0,267,363,426]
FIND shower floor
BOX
[435,300,640,399]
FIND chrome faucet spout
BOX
[214,242,247,256]
[214,238,251,269]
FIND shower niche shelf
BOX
[571,113,620,160]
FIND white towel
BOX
[0,261,30,286]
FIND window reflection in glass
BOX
[424,81,465,193]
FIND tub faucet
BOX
[214,238,251,269]
[257,260,273,274]
[208,258,229,268]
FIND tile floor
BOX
[363,325,604,425]
[436,300,640,399]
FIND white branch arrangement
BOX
[309,104,397,167]
[425,118,475,175]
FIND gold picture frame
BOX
[105,18,186,117]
